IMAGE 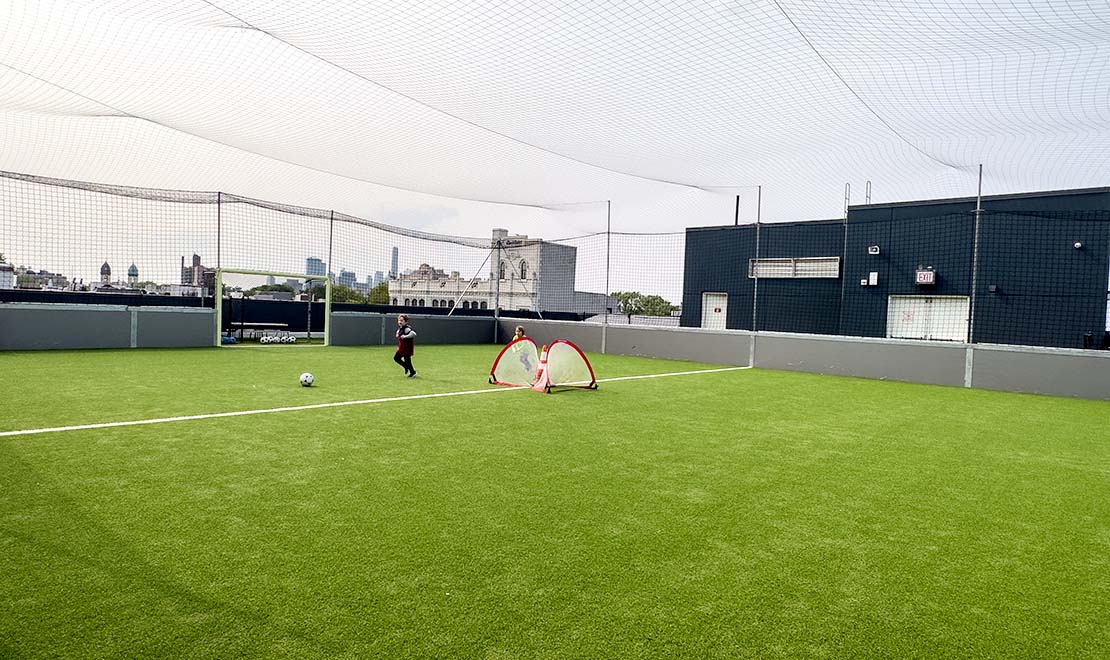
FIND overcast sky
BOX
[2,0,1109,300]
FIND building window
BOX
[462,301,470,309]
[404,298,410,306]
[392,298,397,305]
[419,298,425,306]
[748,257,840,279]
[432,300,439,308]
[520,261,528,280]
[480,301,488,309]
[499,262,507,280]
[440,299,448,307]
[448,300,454,308]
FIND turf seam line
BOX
[0,366,750,438]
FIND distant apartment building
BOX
[18,266,72,290]
[154,284,206,297]
[306,257,326,277]
[0,262,14,289]
[181,254,216,294]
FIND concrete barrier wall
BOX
[1,304,217,350]
[406,314,495,345]
[136,307,216,348]
[4,304,1106,400]
[971,345,1110,400]
[497,319,604,352]
[0,304,132,350]
[330,312,385,346]
[489,320,1110,401]
[335,312,496,347]
[605,325,750,365]
[755,333,969,387]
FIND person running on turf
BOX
[394,314,417,377]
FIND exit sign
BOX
[915,269,936,285]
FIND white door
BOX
[887,296,969,342]
[702,292,727,330]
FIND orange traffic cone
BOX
[532,344,551,393]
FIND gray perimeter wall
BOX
[605,325,750,365]
[4,304,1106,400]
[498,319,604,352]
[135,307,216,348]
[330,312,385,346]
[0,304,216,350]
[971,345,1110,400]
[498,319,1108,400]
[498,319,749,365]
[0,304,132,350]
[333,312,495,347]
[754,333,968,387]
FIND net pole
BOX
[605,200,611,323]
[749,213,761,367]
[215,192,222,312]
[306,278,313,343]
[839,183,851,335]
[493,238,501,322]
[327,211,334,346]
[214,269,223,346]
[216,191,222,269]
[325,277,332,346]
[968,164,984,344]
[327,211,334,281]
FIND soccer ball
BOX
[259,336,269,344]
[299,372,314,387]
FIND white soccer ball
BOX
[300,372,314,387]
[259,336,270,344]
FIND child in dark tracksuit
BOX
[394,314,417,377]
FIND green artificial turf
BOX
[0,345,714,432]
[1,345,1108,658]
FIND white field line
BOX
[0,366,751,438]
[598,366,749,383]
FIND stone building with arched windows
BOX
[388,229,615,315]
